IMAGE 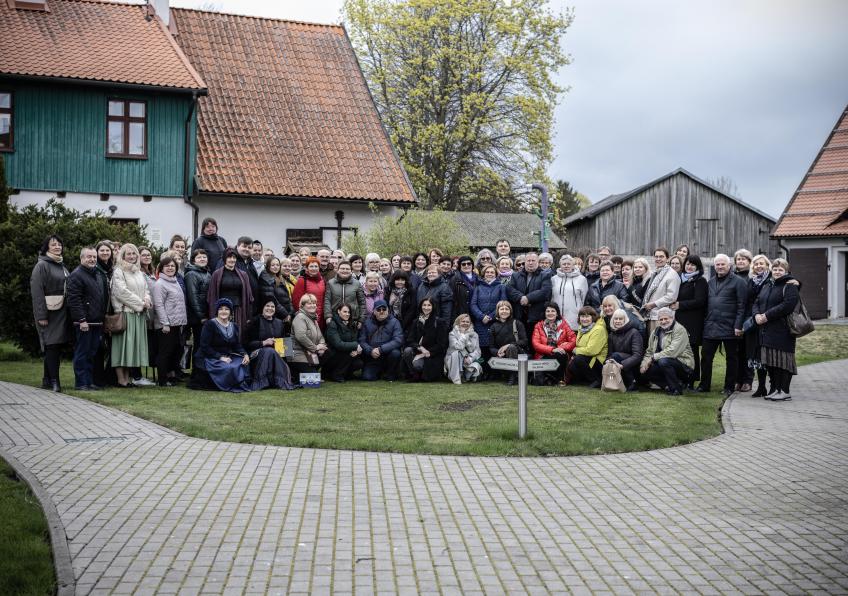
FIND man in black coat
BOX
[66,247,107,390]
[698,254,748,396]
[507,252,552,341]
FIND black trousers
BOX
[323,350,362,381]
[735,335,754,386]
[642,357,693,393]
[700,338,738,392]
[156,326,182,384]
[42,344,62,384]
[690,342,701,384]
[567,354,602,385]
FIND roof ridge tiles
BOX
[170,6,344,31]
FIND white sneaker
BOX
[767,390,791,401]
[133,377,155,387]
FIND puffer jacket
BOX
[642,321,694,370]
[259,271,293,321]
[184,263,211,325]
[550,271,588,330]
[585,278,628,310]
[752,275,800,353]
[470,279,508,347]
[358,313,404,353]
[152,273,188,328]
[704,272,748,340]
[606,321,644,370]
[290,311,325,364]
[326,313,360,353]
[574,321,608,368]
[531,320,576,358]
[416,275,454,322]
[111,265,150,314]
[324,274,366,324]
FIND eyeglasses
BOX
[480,257,492,261]
[461,262,473,267]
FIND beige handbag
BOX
[45,295,65,311]
[601,360,626,393]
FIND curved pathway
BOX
[1,361,847,595]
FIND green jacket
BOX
[641,322,694,369]
[574,321,608,368]
[326,314,360,352]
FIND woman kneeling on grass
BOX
[403,298,449,382]
[531,302,576,386]
[191,298,252,392]
[488,300,528,386]
[566,306,607,388]
[445,314,482,384]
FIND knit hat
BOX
[215,298,234,312]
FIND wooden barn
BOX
[772,104,848,320]
[563,168,779,258]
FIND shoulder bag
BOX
[601,360,626,393]
[784,286,814,337]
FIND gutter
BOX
[198,191,415,208]
[183,91,200,240]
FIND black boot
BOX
[41,377,51,389]
[506,373,517,386]
[752,369,768,397]
[51,379,62,392]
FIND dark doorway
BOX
[790,248,828,319]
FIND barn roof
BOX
[170,8,417,205]
[772,105,848,238]
[0,0,206,92]
[563,168,776,226]
[448,211,566,250]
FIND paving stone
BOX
[1,360,847,594]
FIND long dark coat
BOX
[675,274,708,345]
[30,255,70,349]
[405,315,449,381]
[704,273,747,340]
[752,276,800,353]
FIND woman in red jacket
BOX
[531,302,576,385]
[291,257,327,329]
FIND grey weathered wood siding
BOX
[564,173,779,257]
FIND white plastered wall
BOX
[781,238,847,319]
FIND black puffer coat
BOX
[488,317,528,355]
[606,321,644,370]
[704,273,748,340]
[184,263,211,325]
[752,276,800,353]
[416,275,454,323]
[675,274,708,345]
[258,271,293,320]
[585,278,629,310]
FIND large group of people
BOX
[32,218,804,401]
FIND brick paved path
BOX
[1,361,847,595]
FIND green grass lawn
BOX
[0,324,844,458]
[0,459,55,596]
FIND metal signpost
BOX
[488,355,559,439]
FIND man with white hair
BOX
[697,253,748,396]
[639,307,694,396]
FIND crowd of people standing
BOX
[31,218,804,401]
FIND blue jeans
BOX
[73,327,103,388]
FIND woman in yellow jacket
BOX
[566,306,608,388]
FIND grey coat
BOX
[152,274,188,328]
[30,256,70,348]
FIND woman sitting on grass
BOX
[244,300,294,390]
[566,306,608,388]
[191,298,251,392]
[324,303,364,382]
[445,314,482,384]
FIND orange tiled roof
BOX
[773,105,848,237]
[0,0,205,91]
[171,8,417,204]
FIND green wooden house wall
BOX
[2,80,196,198]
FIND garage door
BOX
[789,248,828,319]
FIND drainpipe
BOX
[183,91,199,241]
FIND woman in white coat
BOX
[445,314,482,384]
[110,243,152,388]
[550,254,588,330]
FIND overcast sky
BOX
[172,0,848,217]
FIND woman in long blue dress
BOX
[191,298,251,392]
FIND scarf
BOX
[752,270,769,287]
[418,313,430,325]
[645,265,670,297]
[544,319,562,346]
[45,252,63,264]
[579,324,592,334]
[680,271,701,283]
[390,287,407,318]
[498,271,513,284]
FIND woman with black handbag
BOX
[752,258,800,401]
